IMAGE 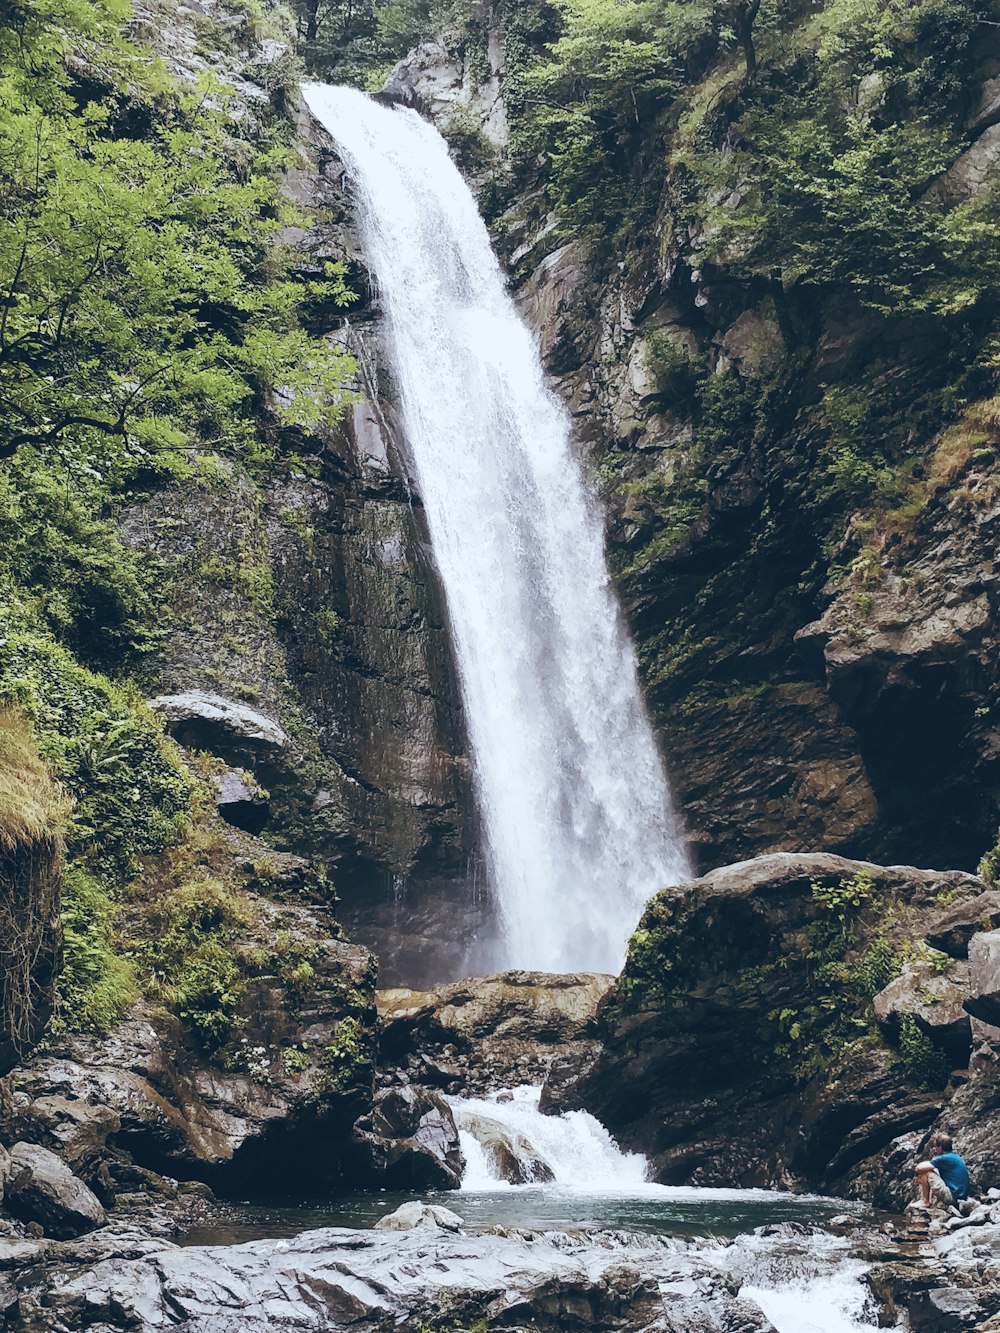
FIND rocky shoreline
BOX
[0,1210,906,1332]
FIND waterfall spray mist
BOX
[303,84,690,972]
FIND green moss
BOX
[56,865,137,1035]
[135,877,253,1052]
[979,830,1000,887]
[316,1015,369,1094]
[898,1011,951,1089]
[0,608,193,880]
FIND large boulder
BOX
[965,932,1000,1027]
[574,853,995,1194]
[0,1223,837,1331]
[5,1143,106,1239]
[874,961,974,1064]
[448,1109,554,1184]
[374,1201,464,1231]
[377,970,614,1095]
[149,692,289,761]
[349,1086,464,1189]
[1,1095,120,1187]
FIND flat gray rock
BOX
[149,692,289,750]
[0,1224,807,1331]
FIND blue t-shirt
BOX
[932,1151,970,1201]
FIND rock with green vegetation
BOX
[573,852,998,1200]
[393,0,1000,877]
[873,960,973,1065]
[10,880,378,1193]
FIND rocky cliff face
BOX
[114,6,485,986]
[387,9,1000,878]
[128,0,1000,994]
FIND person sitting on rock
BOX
[913,1132,970,1210]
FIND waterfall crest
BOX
[303,83,690,972]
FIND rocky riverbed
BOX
[0,1209,913,1333]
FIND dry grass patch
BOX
[0,706,68,853]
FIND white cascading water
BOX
[302,83,690,973]
[451,1084,651,1190]
[449,1088,889,1333]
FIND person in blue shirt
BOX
[913,1132,971,1209]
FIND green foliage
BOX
[642,331,702,401]
[811,870,875,929]
[316,1015,368,1093]
[136,877,252,1051]
[0,0,357,480]
[293,0,447,89]
[523,0,713,246]
[56,863,136,1034]
[0,452,164,668]
[698,0,1000,315]
[282,1043,312,1075]
[854,934,899,997]
[898,1011,950,1088]
[979,830,1000,887]
[0,609,192,878]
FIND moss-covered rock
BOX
[573,852,998,1199]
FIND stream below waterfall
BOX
[182,1088,894,1333]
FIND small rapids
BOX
[449,1087,894,1333]
[452,1084,649,1190]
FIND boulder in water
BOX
[5,1143,106,1239]
[578,853,993,1197]
[459,1111,554,1184]
[377,970,615,1095]
[374,1201,464,1231]
[350,1086,464,1189]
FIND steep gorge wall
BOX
[111,12,484,984]
[385,3,1000,877]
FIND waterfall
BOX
[302,84,690,973]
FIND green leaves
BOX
[699,0,1000,316]
[0,1,358,468]
[523,0,713,245]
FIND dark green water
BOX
[181,1185,866,1247]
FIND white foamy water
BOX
[450,1085,797,1201]
[448,1087,889,1333]
[722,1232,890,1333]
[451,1084,651,1190]
[302,82,690,973]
